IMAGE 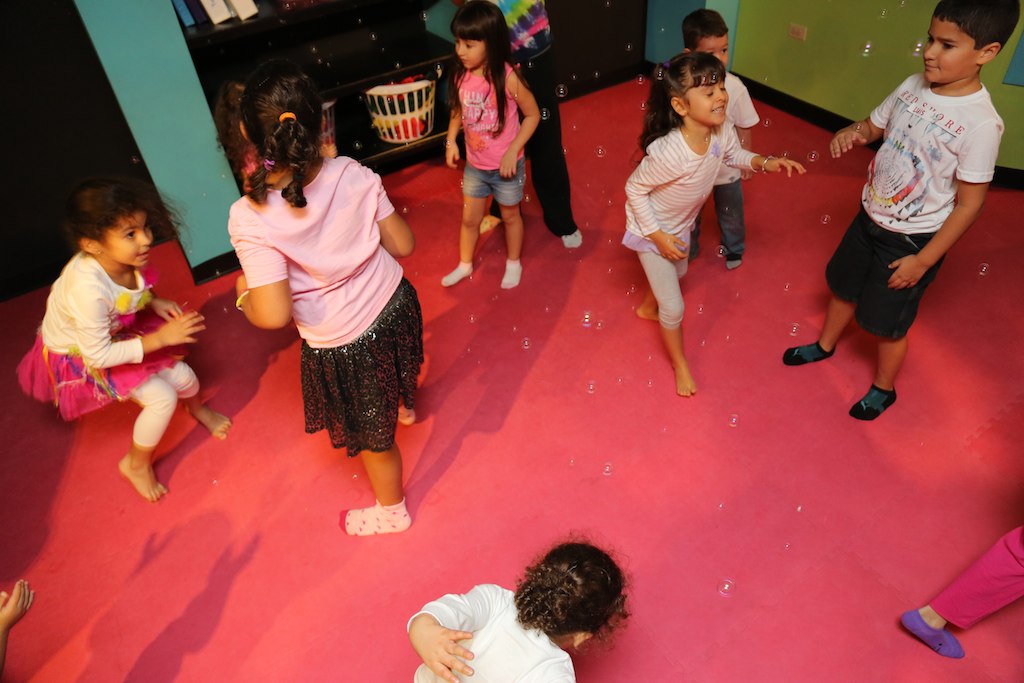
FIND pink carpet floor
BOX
[2,78,1022,682]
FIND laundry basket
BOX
[363,79,436,143]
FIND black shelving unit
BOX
[182,0,453,170]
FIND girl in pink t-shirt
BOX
[442,1,540,290]
[229,60,423,537]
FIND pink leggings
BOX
[931,526,1024,629]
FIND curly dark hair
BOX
[514,542,628,640]
[64,177,181,251]
[239,59,323,208]
[213,80,254,186]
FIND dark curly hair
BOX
[239,59,323,208]
[213,80,254,187]
[64,177,181,251]
[514,542,628,640]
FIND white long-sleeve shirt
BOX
[409,584,575,683]
[39,252,146,369]
[624,123,756,252]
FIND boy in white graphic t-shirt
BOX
[783,0,1019,420]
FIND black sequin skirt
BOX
[300,278,423,455]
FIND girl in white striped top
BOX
[623,52,805,397]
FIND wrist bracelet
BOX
[759,155,775,172]
[235,290,250,311]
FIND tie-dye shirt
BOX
[488,0,551,61]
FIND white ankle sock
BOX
[441,262,473,287]
[501,259,522,289]
[342,499,412,536]
[561,230,583,249]
[397,404,416,426]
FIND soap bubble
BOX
[697,304,704,314]
[717,246,726,257]
[352,140,363,151]
[593,70,601,80]
[521,337,531,350]
[352,473,359,480]
[586,380,596,394]
[820,214,832,224]
[625,42,634,52]
[912,40,924,57]
[568,458,575,467]
[790,323,800,336]
[401,206,409,214]
[556,84,568,98]
[636,75,646,86]
[602,462,613,475]
[763,118,771,127]
[369,32,378,41]
[699,338,706,347]
[978,262,990,276]
[595,320,604,330]
[718,579,736,597]
[718,501,725,510]
[595,146,607,158]
[640,101,648,111]
[862,41,873,57]
[796,505,803,513]
[420,10,427,21]
[581,311,593,327]
[468,313,477,323]
[807,150,819,162]
[879,8,888,19]
[728,413,739,428]
[783,282,791,292]
[540,108,550,120]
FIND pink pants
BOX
[931,526,1024,629]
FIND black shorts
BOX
[825,208,944,339]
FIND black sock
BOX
[849,385,897,420]
[782,342,834,366]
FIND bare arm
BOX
[235,274,294,329]
[886,180,990,289]
[0,580,34,678]
[830,117,884,158]
[378,212,415,258]
[445,109,462,169]
[499,70,540,178]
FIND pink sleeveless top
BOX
[457,64,523,171]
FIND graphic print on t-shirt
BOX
[462,85,498,154]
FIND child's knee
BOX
[658,302,684,328]
[165,362,200,398]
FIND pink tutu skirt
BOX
[17,311,182,421]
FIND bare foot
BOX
[188,404,232,440]
[635,303,659,322]
[673,363,698,397]
[479,215,501,234]
[118,455,168,502]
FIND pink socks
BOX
[341,499,412,536]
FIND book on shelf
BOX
[171,0,195,27]
[226,0,259,20]
[183,0,209,24]
[197,0,233,24]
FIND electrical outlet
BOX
[788,23,808,41]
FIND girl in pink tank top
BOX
[442,1,540,290]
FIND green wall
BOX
[730,0,1024,170]
[74,0,239,273]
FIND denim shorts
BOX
[825,207,944,339]
[462,157,526,205]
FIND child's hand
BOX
[157,310,206,347]
[445,139,461,169]
[764,158,807,176]
[830,126,868,158]
[150,297,183,321]
[887,254,928,289]
[499,150,518,178]
[740,167,754,181]
[0,580,34,631]
[409,614,475,683]
[649,230,688,261]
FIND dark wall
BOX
[1,0,150,300]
